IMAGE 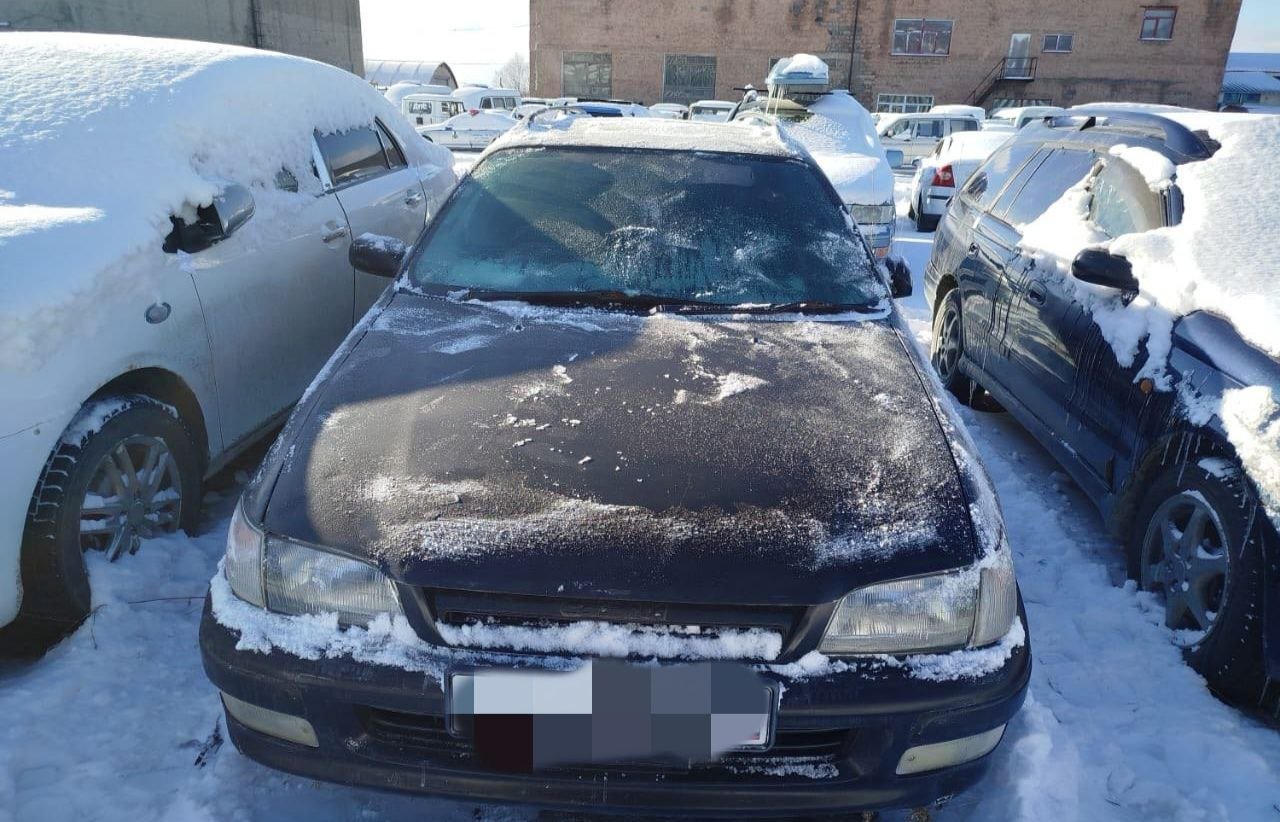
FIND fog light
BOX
[895,724,1005,775]
[221,692,319,748]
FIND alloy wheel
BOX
[78,435,184,560]
[932,305,962,382]
[1140,492,1230,633]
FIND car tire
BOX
[1128,458,1269,708]
[915,198,939,232]
[930,288,981,406]
[0,395,202,655]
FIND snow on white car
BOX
[0,33,456,653]
[908,130,1013,231]
[419,110,517,150]
[734,55,898,257]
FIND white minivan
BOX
[0,34,456,652]
[454,86,522,113]
[878,112,982,166]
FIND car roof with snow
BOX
[486,116,798,159]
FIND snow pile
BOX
[427,111,517,134]
[435,620,783,661]
[766,53,830,84]
[0,33,448,371]
[1220,385,1280,525]
[937,131,1015,164]
[1107,144,1174,190]
[714,372,767,400]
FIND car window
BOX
[914,119,943,139]
[407,101,433,115]
[952,118,979,132]
[959,141,1038,211]
[409,147,886,307]
[997,148,1097,227]
[884,119,912,138]
[375,121,407,169]
[1090,160,1164,238]
[315,126,390,187]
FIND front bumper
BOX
[200,601,1030,816]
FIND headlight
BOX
[847,202,896,226]
[223,500,403,627]
[819,550,1017,656]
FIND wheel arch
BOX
[933,273,959,321]
[85,368,210,470]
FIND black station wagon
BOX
[201,117,1029,816]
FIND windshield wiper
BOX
[753,300,883,315]
[452,288,726,313]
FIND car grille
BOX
[425,589,806,660]
[358,707,850,776]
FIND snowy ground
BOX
[1,174,1277,822]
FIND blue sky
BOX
[1234,0,1280,51]
[360,0,1280,86]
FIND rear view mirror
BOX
[1072,249,1138,293]
[349,233,408,278]
[162,183,255,254]
[885,149,905,167]
[884,255,913,299]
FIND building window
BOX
[1043,33,1074,53]
[892,19,953,56]
[1140,8,1176,41]
[875,93,935,113]
[1221,91,1262,106]
[562,51,612,98]
[663,54,716,104]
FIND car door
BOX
[906,118,944,162]
[939,140,1042,382]
[317,120,430,316]
[183,165,354,448]
[1052,158,1170,485]
[997,148,1106,444]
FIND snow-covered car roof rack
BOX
[1042,108,1216,160]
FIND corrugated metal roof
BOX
[364,60,457,89]
[1222,70,1280,95]
[1226,52,1280,73]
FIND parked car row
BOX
[5,32,1276,822]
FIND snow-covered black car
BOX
[200,117,1029,816]
[924,107,1280,713]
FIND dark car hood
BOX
[260,291,979,605]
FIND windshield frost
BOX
[409,147,886,307]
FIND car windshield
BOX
[407,147,886,309]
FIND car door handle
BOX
[321,226,348,243]
[404,191,424,206]
[1026,283,1048,306]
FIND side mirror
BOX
[211,183,255,240]
[1072,249,1138,293]
[162,183,255,254]
[885,255,913,299]
[349,233,408,278]
[885,149,905,168]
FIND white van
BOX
[453,86,522,114]
[401,93,464,127]
[877,112,982,166]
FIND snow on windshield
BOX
[0,33,449,371]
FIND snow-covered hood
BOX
[251,292,984,606]
[782,92,894,207]
[809,151,894,207]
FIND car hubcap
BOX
[79,435,183,560]
[933,306,962,380]
[1140,492,1229,633]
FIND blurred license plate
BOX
[447,659,776,771]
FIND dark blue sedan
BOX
[924,109,1278,715]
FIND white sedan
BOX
[0,34,455,652]
[418,111,517,150]
[907,130,1013,231]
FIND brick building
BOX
[529,1,1242,112]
